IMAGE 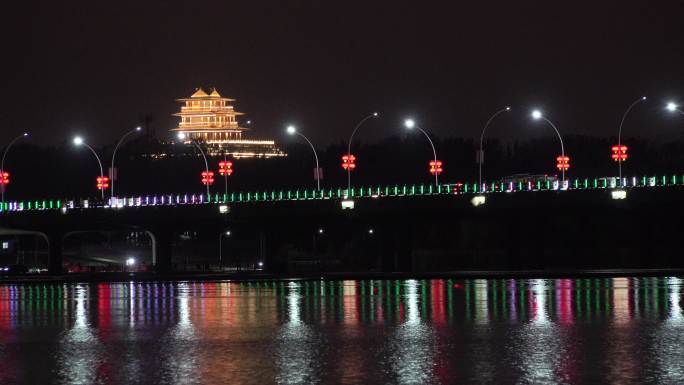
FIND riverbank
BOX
[2,268,684,284]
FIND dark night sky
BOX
[2,1,684,147]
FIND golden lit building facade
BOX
[171,88,285,158]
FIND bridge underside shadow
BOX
[2,188,684,274]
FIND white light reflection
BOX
[275,281,317,384]
[57,285,101,384]
[391,280,435,384]
[470,279,495,383]
[653,277,684,382]
[517,279,561,384]
[158,282,199,385]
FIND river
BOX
[0,277,683,384]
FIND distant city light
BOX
[667,102,678,112]
[505,106,511,111]
[225,230,231,236]
[177,132,186,140]
[135,126,142,131]
[286,125,296,134]
[258,261,264,267]
[125,257,136,266]
[404,119,415,129]
[73,136,83,145]
[373,112,379,117]
[218,204,230,214]
[531,110,542,119]
[341,199,355,210]
[318,228,324,234]
[368,228,374,234]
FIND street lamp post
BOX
[286,125,321,190]
[346,112,378,193]
[616,96,647,182]
[73,136,106,200]
[110,126,142,200]
[177,133,211,196]
[1,132,28,206]
[531,110,567,182]
[404,119,441,186]
[477,107,510,190]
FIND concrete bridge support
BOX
[150,228,174,273]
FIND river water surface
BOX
[1,277,683,384]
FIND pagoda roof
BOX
[191,88,208,98]
[209,88,221,97]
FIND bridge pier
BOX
[47,232,63,274]
[150,228,174,273]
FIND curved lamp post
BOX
[616,96,647,181]
[477,107,510,190]
[287,125,320,190]
[177,132,211,196]
[110,126,142,199]
[73,136,106,200]
[404,119,440,186]
[1,132,28,205]
[346,112,378,193]
[531,110,567,182]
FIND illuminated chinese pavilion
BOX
[171,87,285,158]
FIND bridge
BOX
[1,174,683,275]
[0,174,681,213]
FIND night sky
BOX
[2,1,684,147]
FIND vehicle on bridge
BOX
[501,174,558,185]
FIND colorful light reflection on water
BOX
[0,277,683,384]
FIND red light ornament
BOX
[341,154,356,171]
[218,161,233,176]
[556,155,570,171]
[429,160,443,175]
[96,176,110,190]
[611,145,628,162]
[0,171,9,185]
[201,171,215,186]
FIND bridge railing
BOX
[1,175,683,214]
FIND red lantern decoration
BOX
[218,161,233,176]
[96,176,110,190]
[429,160,443,175]
[556,155,570,171]
[201,171,215,186]
[611,145,628,162]
[0,171,9,185]
[341,154,356,171]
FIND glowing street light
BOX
[615,96,647,183]
[345,112,378,195]
[667,102,683,115]
[73,136,106,200]
[477,106,510,191]
[286,125,321,190]
[404,118,441,186]
[110,126,142,200]
[176,132,211,196]
[530,110,568,182]
[1,132,28,206]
